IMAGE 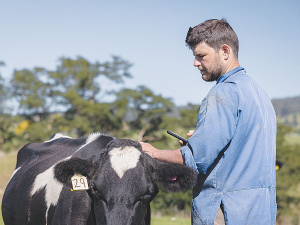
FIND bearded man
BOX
[140,19,277,225]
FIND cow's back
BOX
[2,136,87,225]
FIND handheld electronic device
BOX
[167,130,188,144]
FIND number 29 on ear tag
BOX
[71,174,89,191]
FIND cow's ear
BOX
[54,158,92,186]
[155,162,197,192]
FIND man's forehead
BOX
[192,42,214,55]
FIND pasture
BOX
[0,209,3,225]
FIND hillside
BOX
[272,95,300,117]
[272,95,300,132]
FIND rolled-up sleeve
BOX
[181,93,237,174]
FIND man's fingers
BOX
[187,130,194,137]
[178,140,186,147]
[139,142,156,157]
[139,142,150,148]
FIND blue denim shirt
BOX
[181,67,277,225]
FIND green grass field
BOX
[151,216,190,225]
[0,150,18,225]
[0,151,17,204]
[0,208,3,225]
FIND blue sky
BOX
[1,0,299,106]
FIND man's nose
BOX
[194,58,201,67]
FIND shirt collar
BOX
[217,66,244,84]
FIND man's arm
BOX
[140,142,184,164]
[182,93,236,174]
[140,130,194,164]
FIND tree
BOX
[49,56,133,136]
[0,61,8,114]
[114,86,174,141]
[10,67,53,120]
[0,115,24,152]
[50,56,132,103]
[9,56,133,137]
[179,104,200,129]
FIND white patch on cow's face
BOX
[109,146,142,178]
[30,156,71,223]
[45,133,73,142]
[8,167,21,183]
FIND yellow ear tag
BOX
[276,165,279,171]
[71,174,89,191]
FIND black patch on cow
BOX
[47,205,56,225]
[73,134,115,160]
[28,186,47,225]
[49,133,57,140]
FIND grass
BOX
[0,151,18,225]
[151,216,190,225]
[0,151,18,203]
[0,206,3,225]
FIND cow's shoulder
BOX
[15,132,115,169]
[72,132,115,158]
[15,134,86,168]
[85,132,115,149]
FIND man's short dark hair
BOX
[186,19,239,58]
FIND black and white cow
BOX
[2,133,197,225]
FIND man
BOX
[140,19,277,225]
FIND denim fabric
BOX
[182,67,277,225]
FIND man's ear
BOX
[155,162,197,192]
[54,158,93,186]
[220,44,230,60]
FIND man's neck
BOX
[224,60,240,74]
[216,59,240,82]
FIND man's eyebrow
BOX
[194,53,205,57]
[193,51,201,56]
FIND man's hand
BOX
[179,130,194,146]
[139,142,159,158]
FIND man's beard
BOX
[201,55,225,82]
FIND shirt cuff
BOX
[181,145,199,174]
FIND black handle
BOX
[167,130,188,144]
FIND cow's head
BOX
[54,139,196,225]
